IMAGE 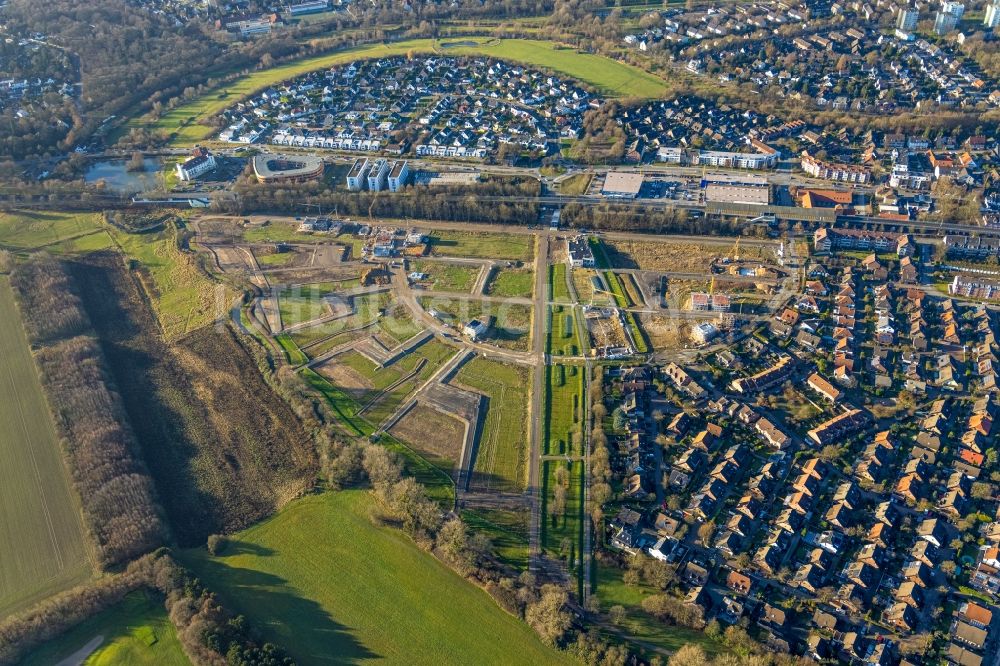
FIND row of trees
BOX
[0,550,293,665]
[11,256,166,567]
[225,175,541,226]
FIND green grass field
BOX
[603,272,635,308]
[428,230,534,262]
[548,263,571,303]
[623,311,649,354]
[289,292,392,358]
[452,356,531,492]
[109,224,232,340]
[461,508,530,571]
[544,363,584,456]
[556,173,593,196]
[129,38,667,146]
[485,266,534,298]
[20,591,188,666]
[319,339,456,426]
[0,277,93,618]
[593,564,724,657]
[181,491,569,665]
[547,305,584,357]
[409,260,480,293]
[277,282,339,327]
[301,368,455,505]
[541,458,585,598]
[0,210,109,252]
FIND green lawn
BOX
[544,363,584,456]
[547,305,584,357]
[603,272,635,308]
[428,230,534,262]
[277,282,340,327]
[129,38,667,147]
[593,564,725,657]
[485,267,534,298]
[557,173,593,196]
[20,591,188,666]
[461,508,530,571]
[180,491,570,665]
[623,311,649,354]
[0,277,93,618]
[549,263,572,303]
[453,356,531,492]
[0,210,107,252]
[409,260,480,293]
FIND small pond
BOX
[84,157,164,193]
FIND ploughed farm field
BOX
[180,490,571,666]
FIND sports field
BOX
[20,591,188,666]
[128,37,668,146]
[0,277,92,618]
[181,491,569,665]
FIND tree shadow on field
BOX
[187,556,380,665]
[223,540,276,557]
[66,254,222,545]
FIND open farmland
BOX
[0,277,92,618]
[544,364,585,456]
[180,491,568,665]
[0,210,108,252]
[70,255,316,545]
[20,591,188,666]
[127,37,668,146]
[428,230,533,262]
[453,356,530,492]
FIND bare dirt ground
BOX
[642,314,693,350]
[389,404,466,466]
[314,358,374,399]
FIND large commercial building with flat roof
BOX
[704,183,771,206]
[601,172,644,199]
